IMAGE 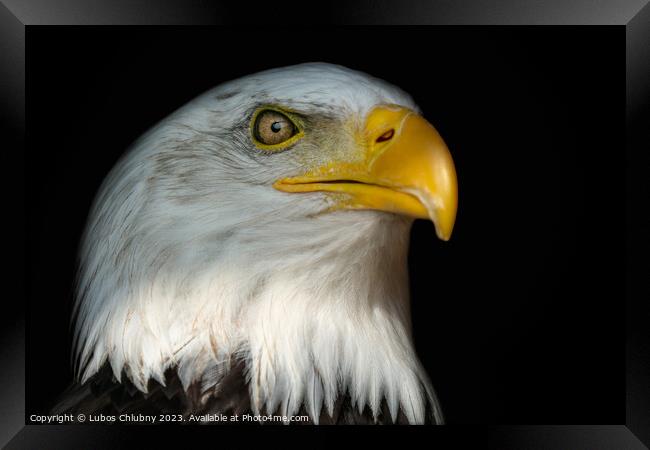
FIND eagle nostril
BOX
[375,129,394,143]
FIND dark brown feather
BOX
[52,362,434,424]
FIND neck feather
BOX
[76,212,442,424]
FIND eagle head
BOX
[73,62,457,424]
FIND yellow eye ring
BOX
[250,106,304,151]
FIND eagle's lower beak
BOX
[274,106,458,241]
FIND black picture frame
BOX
[3,1,648,448]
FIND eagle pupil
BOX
[271,122,282,133]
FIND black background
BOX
[26,26,624,424]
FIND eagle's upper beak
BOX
[273,106,458,241]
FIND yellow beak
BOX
[273,106,458,241]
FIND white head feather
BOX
[73,62,443,424]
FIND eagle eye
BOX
[252,109,301,149]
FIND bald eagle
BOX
[55,63,458,425]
